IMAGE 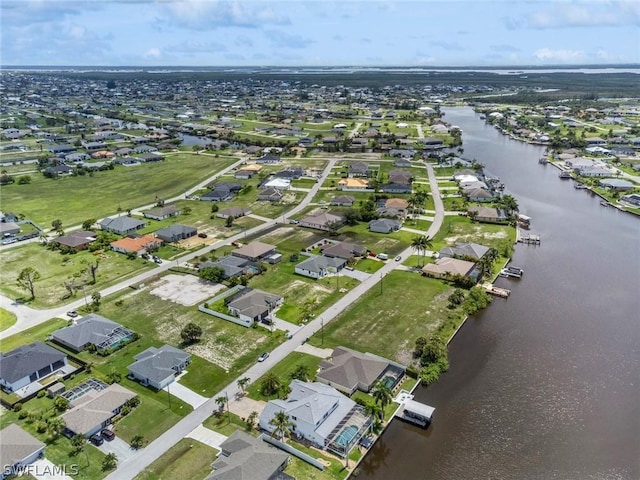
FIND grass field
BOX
[0,153,238,227]
[0,318,68,352]
[245,352,322,401]
[134,439,217,480]
[0,243,154,307]
[308,270,453,366]
[431,215,516,252]
[0,307,17,332]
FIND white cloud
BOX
[145,47,161,58]
[533,48,587,63]
[526,2,639,29]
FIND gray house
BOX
[127,345,191,390]
[439,242,491,261]
[225,289,283,325]
[0,343,68,393]
[155,224,197,243]
[0,424,45,480]
[99,216,146,235]
[330,195,355,207]
[143,205,181,220]
[206,430,290,480]
[294,255,345,279]
[368,218,402,234]
[51,314,134,353]
[200,255,253,279]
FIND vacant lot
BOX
[0,307,17,332]
[433,215,516,252]
[149,274,225,306]
[0,153,238,227]
[0,243,153,307]
[134,438,217,480]
[308,271,453,366]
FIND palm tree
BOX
[237,377,250,394]
[372,381,393,413]
[46,416,66,440]
[411,235,433,267]
[411,235,425,266]
[260,373,282,397]
[364,402,384,421]
[215,396,227,413]
[269,411,295,441]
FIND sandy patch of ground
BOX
[445,227,508,244]
[282,279,332,297]
[149,274,225,306]
[179,235,217,248]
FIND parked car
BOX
[395,255,402,262]
[258,352,270,362]
[90,434,104,446]
[67,311,78,318]
[197,233,207,238]
[101,429,115,441]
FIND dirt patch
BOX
[179,235,217,248]
[149,274,225,306]
[282,279,331,297]
[445,226,508,244]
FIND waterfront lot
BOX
[308,271,453,365]
[432,214,516,252]
[0,243,153,307]
[0,153,238,227]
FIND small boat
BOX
[600,200,612,207]
[559,171,572,179]
[538,157,548,164]
[574,183,587,190]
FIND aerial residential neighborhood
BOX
[0,64,638,480]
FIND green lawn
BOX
[308,271,453,365]
[246,352,322,401]
[353,258,385,274]
[432,215,516,253]
[0,307,17,332]
[202,411,249,436]
[0,153,238,227]
[0,318,67,352]
[0,243,154,307]
[133,438,217,480]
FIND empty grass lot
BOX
[0,154,238,227]
[245,352,322,401]
[0,243,154,307]
[308,271,453,365]
[0,307,17,332]
[133,439,218,480]
[0,317,68,352]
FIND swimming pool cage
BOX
[326,404,372,458]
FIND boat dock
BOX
[499,266,523,279]
[483,284,511,298]
[518,233,541,245]
[393,390,435,428]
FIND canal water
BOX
[358,107,640,480]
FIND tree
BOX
[246,410,258,431]
[215,396,227,413]
[91,292,101,309]
[16,267,41,299]
[86,260,100,284]
[102,452,118,471]
[71,434,86,453]
[343,208,361,226]
[0,174,14,185]
[180,323,203,344]
[364,401,384,421]
[372,381,393,412]
[183,205,192,215]
[106,369,121,384]
[325,220,341,236]
[17,175,31,184]
[237,377,250,393]
[260,373,282,397]
[51,219,64,235]
[498,194,519,216]
[290,364,310,382]
[53,396,69,412]
[225,216,234,228]
[210,204,219,213]
[268,411,295,441]
[130,435,145,449]
[46,416,66,439]
[411,235,432,267]
[420,337,447,366]
[81,218,96,230]
[199,266,226,283]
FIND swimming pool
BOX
[334,424,358,447]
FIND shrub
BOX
[36,421,48,433]
[37,390,46,398]
[18,409,29,419]
[13,403,23,412]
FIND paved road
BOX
[104,161,444,480]
[0,158,338,340]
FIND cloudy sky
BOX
[1,0,639,66]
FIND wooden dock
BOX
[518,233,541,245]
[483,284,511,298]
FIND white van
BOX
[377,253,389,261]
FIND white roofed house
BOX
[259,380,372,458]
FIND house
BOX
[0,342,68,393]
[368,218,402,233]
[330,195,355,207]
[337,178,370,191]
[199,255,253,280]
[127,345,191,390]
[143,205,181,220]
[138,152,164,162]
[232,241,277,262]
[316,346,405,396]
[299,213,343,231]
[132,144,157,154]
[256,153,280,164]
[110,235,161,255]
[273,167,304,180]
[44,164,73,176]
[348,161,370,177]
[81,141,106,151]
[0,424,45,480]
[439,242,491,261]
[381,183,412,194]
[598,178,635,191]
[259,380,371,455]
[463,187,495,202]
[155,224,197,243]
[51,313,134,353]
[55,231,97,251]
[295,255,346,279]
[201,187,233,202]
[217,206,252,219]
[100,216,146,235]
[262,177,291,191]
[321,241,367,260]
[205,430,290,480]
[225,288,283,326]
[388,169,413,185]
[467,206,509,224]
[0,222,21,237]
[47,144,75,154]
[62,384,136,437]
[422,257,478,281]
[234,165,262,179]
[421,137,444,147]
[257,188,283,202]
[621,193,640,206]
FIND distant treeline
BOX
[20,69,640,97]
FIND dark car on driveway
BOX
[101,429,115,441]
[90,434,104,446]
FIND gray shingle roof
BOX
[0,424,45,468]
[99,216,146,232]
[317,347,390,393]
[127,345,190,384]
[0,342,67,383]
[51,314,132,351]
[296,255,345,274]
[439,242,490,260]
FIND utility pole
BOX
[167,382,172,409]
[225,391,231,423]
[321,318,324,346]
[379,272,383,295]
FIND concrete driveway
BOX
[168,380,208,408]
[30,458,72,480]
[338,269,371,282]
[98,436,137,462]
[185,424,227,450]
